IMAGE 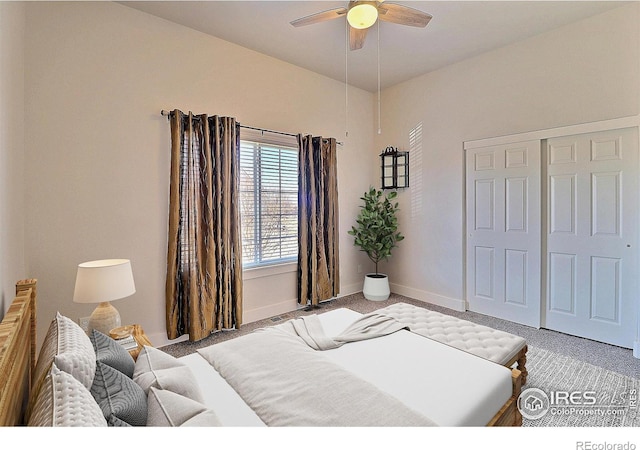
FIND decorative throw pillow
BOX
[90,361,147,426]
[28,363,107,427]
[147,387,221,427]
[133,346,204,403]
[108,416,132,427]
[29,312,97,420]
[90,329,135,378]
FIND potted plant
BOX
[348,187,404,301]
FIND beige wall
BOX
[14,1,640,348]
[376,4,640,309]
[0,2,26,316]
[23,1,374,347]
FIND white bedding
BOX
[179,307,513,426]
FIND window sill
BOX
[243,261,297,280]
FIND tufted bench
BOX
[376,302,528,384]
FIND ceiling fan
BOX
[290,1,432,51]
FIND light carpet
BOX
[523,346,639,427]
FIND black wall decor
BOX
[380,146,409,189]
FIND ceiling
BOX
[121,1,631,92]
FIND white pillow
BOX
[29,312,97,420]
[133,346,203,403]
[28,363,107,427]
[147,387,221,427]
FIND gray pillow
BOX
[108,415,133,427]
[91,361,147,426]
[90,329,135,378]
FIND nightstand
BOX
[129,324,152,361]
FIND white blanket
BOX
[280,312,408,351]
[197,324,437,427]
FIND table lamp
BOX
[73,259,136,335]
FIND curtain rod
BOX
[160,110,342,145]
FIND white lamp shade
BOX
[73,259,136,304]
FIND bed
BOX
[0,279,522,426]
[0,279,37,426]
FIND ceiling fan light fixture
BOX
[347,2,378,29]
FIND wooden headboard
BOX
[0,279,37,426]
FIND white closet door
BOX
[546,128,638,348]
[466,141,541,327]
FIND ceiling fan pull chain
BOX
[345,19,349,138]
[377,19,381,135]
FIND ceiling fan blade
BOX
[290,7,348,27]
[378,3,432,28]
[349,25,368,51]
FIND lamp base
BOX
[87,302,121,335]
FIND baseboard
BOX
[233,281,365,325]
[338,282,364,298]
[152,331,187,349]
[243,297,299,324]
[389,283,465,312]
[153,297,300,348]
[634,341,640,359]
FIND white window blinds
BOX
[239,131,299,268]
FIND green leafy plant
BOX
[348,187,404,276]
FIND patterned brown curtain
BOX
[297,135,340,306]
[166,110,243,341]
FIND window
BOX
[239,131,298,268]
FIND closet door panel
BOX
[545,128,638,348]
[466,140,541,327]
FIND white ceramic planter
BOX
[362,273,390,301]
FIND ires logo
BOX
[518,389,598,420]
[517,388,550,420]
[549,391,597,405]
